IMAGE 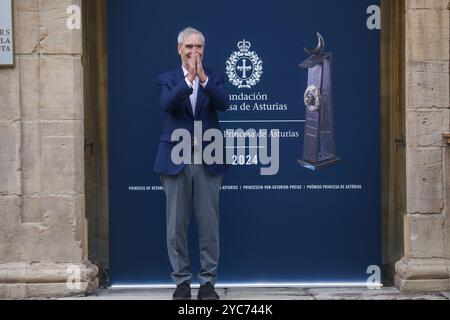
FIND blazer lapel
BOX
[175,68,194,119]
[194,85,206,120]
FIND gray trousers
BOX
[161,164,222,286]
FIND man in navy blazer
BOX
[154,27,229,300]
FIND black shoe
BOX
[173,281,192,300]
[197,282,220,300]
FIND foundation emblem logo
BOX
[226,40,263,89]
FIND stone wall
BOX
[395,0,450,291]
[0,0,97,299]
[0,0,449,299]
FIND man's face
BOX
[178,33,204,68]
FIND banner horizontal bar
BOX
[110,282,381,289]
[220,120,306,123]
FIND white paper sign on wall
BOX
[0,0,14,67]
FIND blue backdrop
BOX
[108,0,381,285]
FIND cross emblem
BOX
[237,59,252,79]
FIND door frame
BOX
[82,0,406,287]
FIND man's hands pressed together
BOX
[186,53,208,84]
[186,55,197,83]
[195,55,208,84]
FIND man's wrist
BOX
[200,76,209,88]
[198,73,208,84]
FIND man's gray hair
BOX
[177,27,205,46]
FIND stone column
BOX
[395,0,450,291]
[0,0,98,298]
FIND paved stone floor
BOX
[63,287,450,300]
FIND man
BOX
[154,27,229,300]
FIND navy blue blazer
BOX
[153,67,230,176]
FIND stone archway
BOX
[2,0,448,299]
[0,0,98,299]
[82,0,109,287]
[380,0,407,286]
[394,0,450,292]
